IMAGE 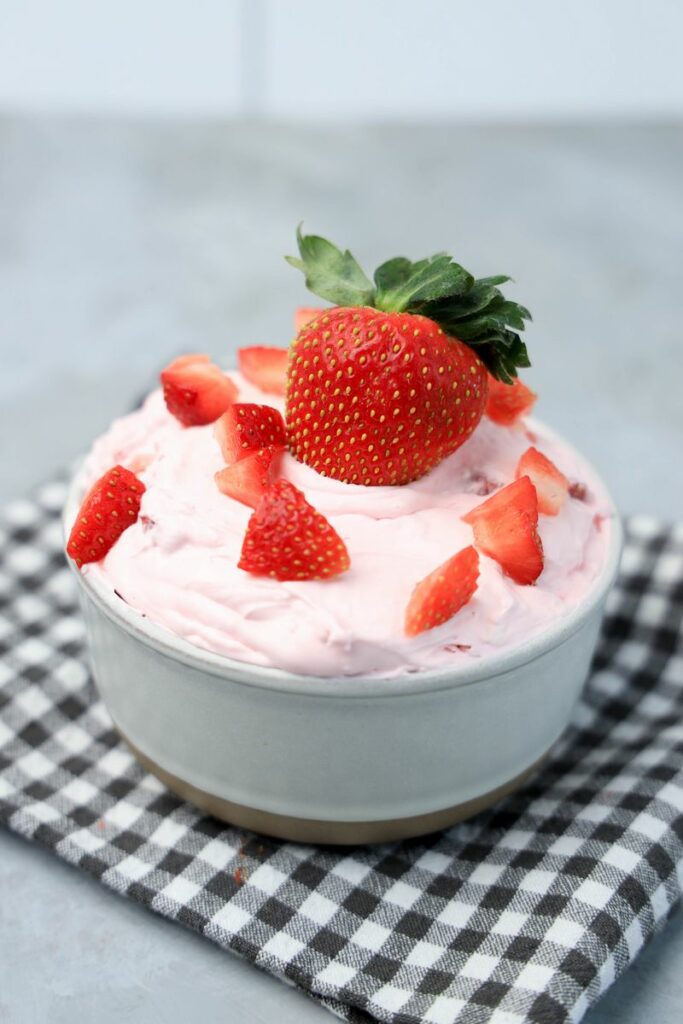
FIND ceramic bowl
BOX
[64,457,622,845]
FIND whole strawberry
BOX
[286,228,532,485]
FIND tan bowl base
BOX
[120,729,547,845]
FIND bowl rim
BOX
[63,419,624,699]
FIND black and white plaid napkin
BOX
[1,476,682,1024]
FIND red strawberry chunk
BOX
[215,447,280,508]
[67,465,145,568]
[463,476,543,585]
[238,346,289,396]
[516,446,569,516]
[238,479,350,581]
[485,375,537,426]
[214,404,287,464]
[294,307,325,334]
[161,354,237,427]
[405,545,479,637]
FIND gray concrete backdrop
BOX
[0,116,681,1022]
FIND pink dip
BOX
[78,372,612,677]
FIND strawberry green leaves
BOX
[286,227,532,383]
[373,254,473,312]
[285,226,374,308]
[423,286,532,383]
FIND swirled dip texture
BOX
[78,373,612,677]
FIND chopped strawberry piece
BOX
[238,479,350,580]
[215,448,280,508]
[405,545,479,637]
[214,403,287,464]
[161,354,237,427]
[66,465,145,568]
[485,375,537,426]
[463,476,543,585]
[516,446,569,516]
[294,307,325,334]
[238,346,289,396]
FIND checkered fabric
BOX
[1,477,682,1024]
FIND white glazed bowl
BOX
[64,459,622,845]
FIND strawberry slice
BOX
[238,479,350,580]
[238,346,289,396]
[516,446,569,516]
[294,307,325,334]
[215,447,280,508]
[463,476,543,585]
[161,354,237,427]
[67,465,145,568]
[214,403,287,464]
[485,375,537,426]
[405,545,479,637]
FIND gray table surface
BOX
[0,116,681,1023]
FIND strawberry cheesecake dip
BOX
[67,230,612,678]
